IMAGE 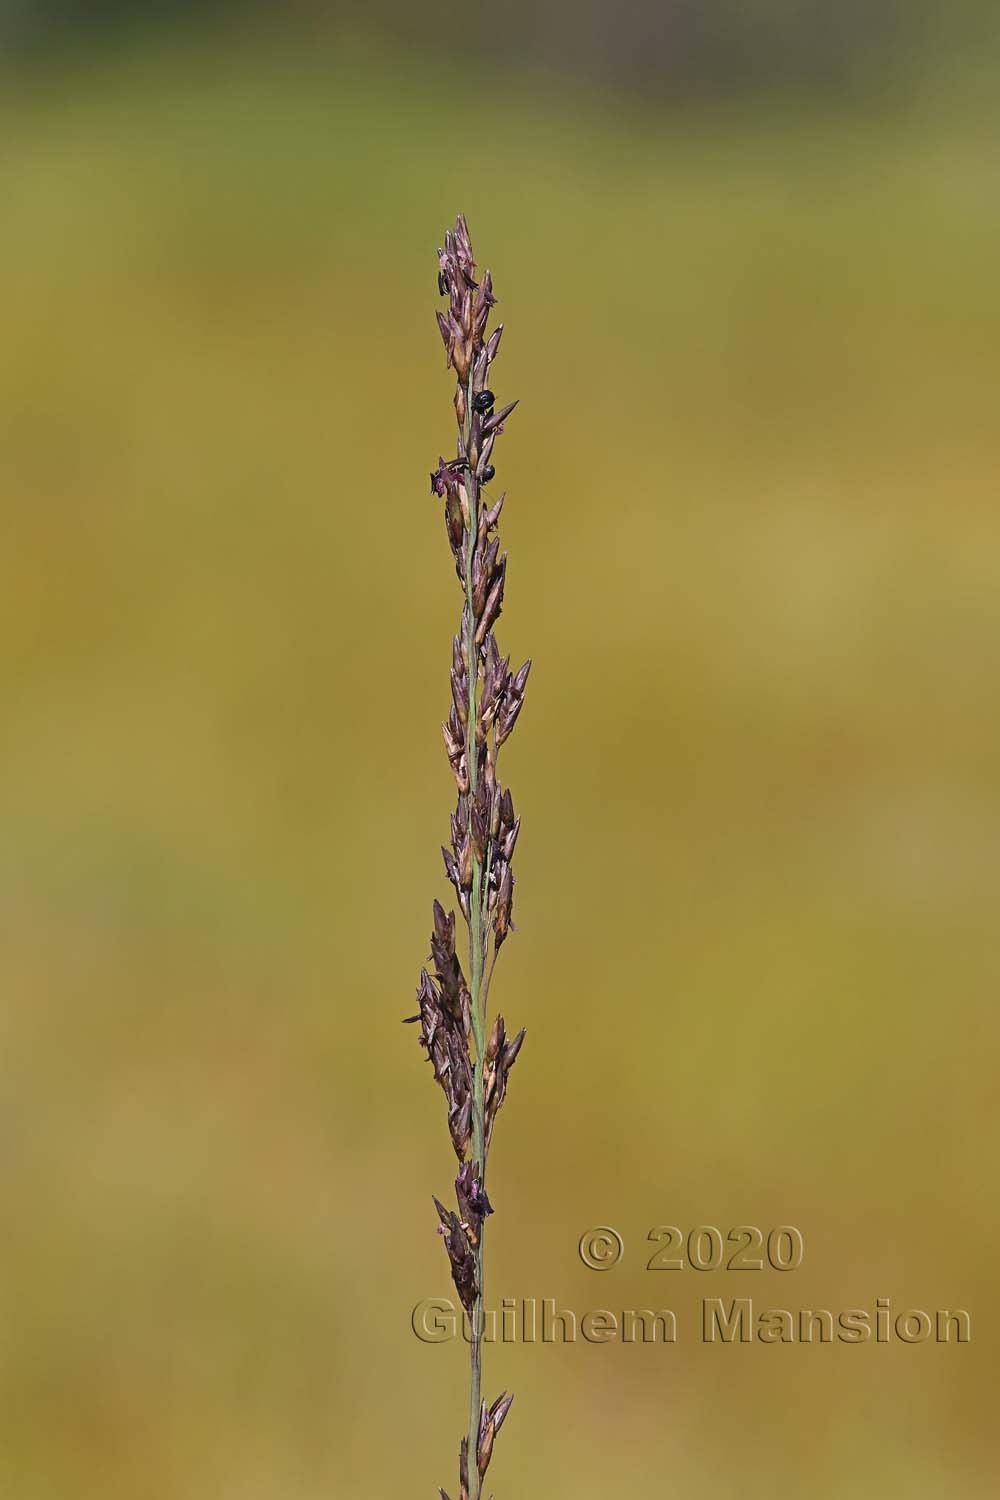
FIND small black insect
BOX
[437,271,448,296]
[472,389,495,415]
[481,464,496,484]
[471,1182,494,1217]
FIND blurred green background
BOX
[2,4,999,1496]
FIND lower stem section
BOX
[466,859,485,1500]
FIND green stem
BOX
[463,385,486,1500]
[479,740,501,960]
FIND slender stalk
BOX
[463,448,486,1500]
[480,946,500,1019]
[407,215,530,1500]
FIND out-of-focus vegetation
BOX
[1,15,998,1500]
[4,0,1000,98]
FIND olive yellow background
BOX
[2,13,998,1498]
